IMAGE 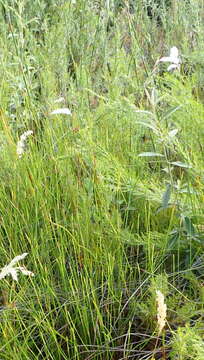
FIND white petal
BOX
[9,268,18,281]
[18,266,34,277]
[159,56,172,63]
[9,253,28,267]
[50,108,72,115]
[0,266,9,280]
[167,64,179,71]
[170,46,179,59]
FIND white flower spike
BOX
[17,130,33,158]
[0,253,34,281]
[157,46,181,71]
[50,108,72,115]
[156,290,167,335]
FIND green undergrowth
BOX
[0,0,204,359]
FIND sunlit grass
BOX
[0,0,204,359]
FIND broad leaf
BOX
[137,121,158,133]
[183,216,195,237]
[162,183,171,208]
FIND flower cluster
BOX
[156,46,181,71]
[16,130,33,158]
[156,290,167,335]
[0,253,34,281]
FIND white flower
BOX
[156,290,167,335]
[0,253,34,281]
[157,46,181,71]
[50,108,72,115]
[17,130,33,158]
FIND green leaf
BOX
[135,110,154,116]
[162,183,171,208]
[168,229,180,249]
[137,121,158,133]
[156,204,174,214]
[183,216,195,237]
[163,105,183,120]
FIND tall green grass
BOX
[0,0,204,359]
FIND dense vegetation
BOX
[0,0,204,359]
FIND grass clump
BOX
[0,0,204,359]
